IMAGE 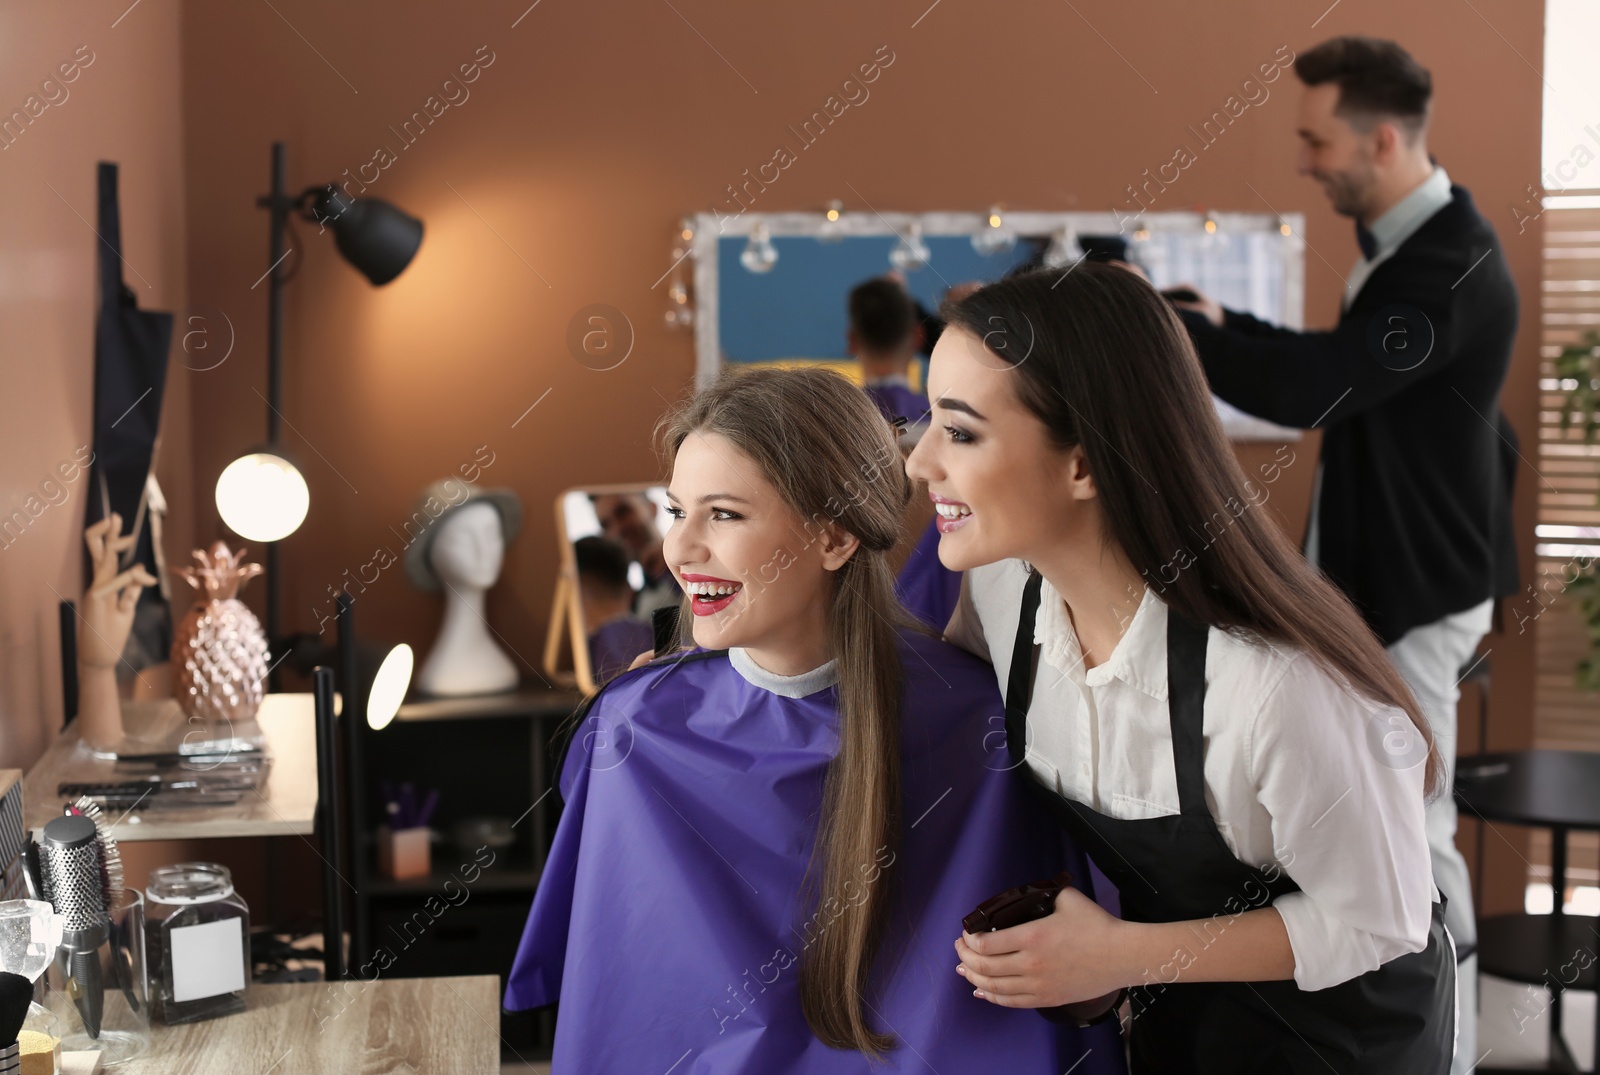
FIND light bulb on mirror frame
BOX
[665,272,693,330]
[889,221,930,272]
[971,204,1016,256]
[819,200,846,243]
[740,224,778,274]
[216,449,310,543]
[1042,225,1080,269]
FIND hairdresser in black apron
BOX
[906,263,1456,1074]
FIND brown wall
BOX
[0,0,192,769]
[1,0,1545,916]
[175,0,1544,915]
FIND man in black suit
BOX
[1171,37,1518,1071]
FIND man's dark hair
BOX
[848,277,916,352]
[1295,36,1432,138]
[575,535,633,595]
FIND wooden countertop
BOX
[24,694,318,842]
[106,976,501,1074]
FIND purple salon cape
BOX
[860,380,961,632]
[505,628,1127,1075]
[863,380,930,428]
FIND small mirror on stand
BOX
[544,486,681,695]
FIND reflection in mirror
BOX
[548,486,681,693]
[690,210,1305,442]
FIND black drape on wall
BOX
[81,160,174,674]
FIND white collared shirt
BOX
[945,558,1439,992]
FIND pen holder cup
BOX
[377,826,431,881]
[44,888,150,1067]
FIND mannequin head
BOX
[428,500,506,590]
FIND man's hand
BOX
[1167,282,1224,328]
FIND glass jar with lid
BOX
[144,863,251,1025]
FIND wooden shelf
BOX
[393,686,582,724]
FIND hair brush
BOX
[65,799,124,913]
[38,798,128,1039]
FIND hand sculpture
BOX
[77,511,158,751]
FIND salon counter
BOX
[98,975,501,1074]
[24,694,318,842]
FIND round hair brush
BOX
[38,807,118,1039]
[67,799,124,913]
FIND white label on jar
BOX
[170,917,247,1003]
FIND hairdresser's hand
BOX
[955,885,1128,1011]
[626,648,655,672]
[944,281,983,303]
[1168,283,1224,327]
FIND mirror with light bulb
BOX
[688,209,1309,442]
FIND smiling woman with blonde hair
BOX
[504,366,1122,1073]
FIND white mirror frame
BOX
[689,209,1305,441]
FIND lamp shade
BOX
[215,450,309,542]
[314,190,423,286]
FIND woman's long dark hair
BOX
[942,263,1443,800]
[656,367,918,1057]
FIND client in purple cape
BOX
[505,367,1125,1074]
[848,275,962,634]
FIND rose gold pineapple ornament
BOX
[171,542,270,725]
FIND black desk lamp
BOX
[216,142,423,687]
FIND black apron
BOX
[83,161,174,671]
[1005,570,1456,1074]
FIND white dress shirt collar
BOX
[1340,165,1453,316]
[1034,573,1168,700]
[1366,164,1452,262]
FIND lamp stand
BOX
[256,142,291,689]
